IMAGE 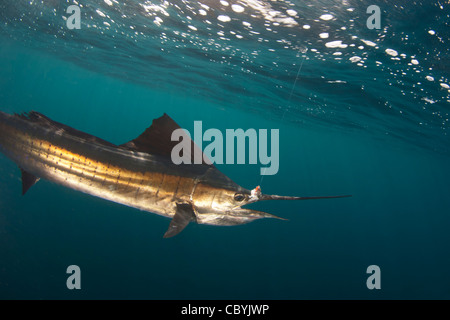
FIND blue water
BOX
[1,0,450,299]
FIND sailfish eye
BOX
[234,193,245,202]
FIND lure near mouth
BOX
[260,194,352,201]
[249,185,352,202]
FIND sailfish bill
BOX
[0,111,351,237]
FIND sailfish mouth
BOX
[229,208,287,221]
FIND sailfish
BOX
[0,111,350,237]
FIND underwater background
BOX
[0,0,449,299]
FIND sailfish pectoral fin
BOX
[163,202,197,238]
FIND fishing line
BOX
[283,47,308,120]
[258,47,308,187]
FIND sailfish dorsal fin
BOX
[120,113,211,165]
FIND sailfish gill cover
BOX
[0,0,450,300]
